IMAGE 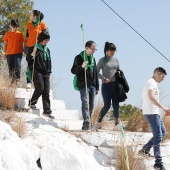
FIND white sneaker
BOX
[27,83,31,89]
[92,122,100,132]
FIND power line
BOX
[101,0,170,63]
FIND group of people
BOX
[2,9,170,170]
[71,41,170,170]
[2,10,55,119]
[71,41,121,131]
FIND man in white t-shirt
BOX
[139,67,170,170]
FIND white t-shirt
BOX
[142,78,159,115]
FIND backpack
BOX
[73,75,79,91]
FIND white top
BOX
[142,78,159,115]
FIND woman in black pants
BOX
[93,42,120,131]
[26,30,55,119]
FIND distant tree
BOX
[120,104,142,115]
[0,0,34,45]
[0,0,33,86]
[108,104,142,120]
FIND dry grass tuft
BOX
[4,111,16,123]
[0,75,16,110]
[126,112,150,132]
[91,100,105,129]
[12,117,26,138]
[116,144,144,170]
[162,116,170,142]
[69,132,82,138]
[3,111,26,138]
[61,125,69,132]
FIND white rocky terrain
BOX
[0,88,169,170]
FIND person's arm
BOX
[97,58,110,83]
[2,41,7,60]
[148,89,169,113]
[26,46,34,63]
[97,59,105,80]
[94,58,99,94]
[117,59,120,70]
[71,55,85,74]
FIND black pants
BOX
[30,70,51,114]
[6,53,22,81]
[25,47,32,84]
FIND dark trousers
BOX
[30,70,51,114]
[6,53,22,81]
[25,46,32,84]
[98,82,120,122]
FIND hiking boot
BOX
[82,122,89,131]
[154,163,166,170]
[42,113,55,119]
[92,122,100,132]
[138,148,152,157]
[114,118,119,125]
[30,105,37,110]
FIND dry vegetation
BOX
[0,75,16,110]
[91,100,105,129]
[3,111,26,138]
[0,57,27,137]
[12,117,26,137]
[61,125,69,132]
[116,143,144,170]
[126,111,170,142]
[162,116,170,142]
[125,112,150,132]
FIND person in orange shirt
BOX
[24,10,46,88]
[2,19,24,84]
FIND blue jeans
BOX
[80,86,96,123]
[6,53,22,81]
[143,114,166,164]
[98,82,119,123]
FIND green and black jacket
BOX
[71,54,99,90]
[26,46,52,75]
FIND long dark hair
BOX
[104,42,116,55]
[33,10,44,21]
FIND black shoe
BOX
[138,148,153,157]
[154,163,166,170]
[82,126,85,130]
[82,122,89,131]
[42,113,55,119]
[114,118,119,126]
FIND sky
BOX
[33,0,170,112]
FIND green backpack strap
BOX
[73,75,79,91]
[26,68,32,81]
